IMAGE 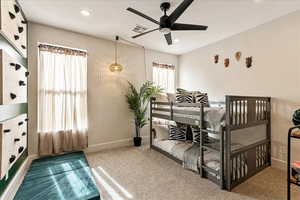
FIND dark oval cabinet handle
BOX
[11,63,21,71]
[14,35,20,40]
[15,64,21,71]
[10,93,17,100]
[9,155,16,163]
[9,12,15,20]
[21,45,26,50]
[18,122,24,126]
[18,146,24,154]
[19,80,26,86]
[14,138,20,142]
[22,132,26,136]
[18,26,24,33]
[14,4,20,13]
[4,129,11,133]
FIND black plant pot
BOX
[133,137,142,147]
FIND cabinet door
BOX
[0,114,27,178]
[0,50,27,105]
[0,0,27,58]
[0,119,14,179]
[0,0,17,44]
[15,114,27,156]
[15,10,27,57]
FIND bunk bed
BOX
[149,95,271,190]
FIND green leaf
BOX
[125,81,163,129]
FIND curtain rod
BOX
[37,42,87,53]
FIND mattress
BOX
[153,106,226,131]
[152,123,267,152]
[153,139,221,174]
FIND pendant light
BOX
[109,36,123,72]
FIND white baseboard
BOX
[271,157,286,171]
[85,136,150,153]
[0,154,37,200]
[85,138,132,153]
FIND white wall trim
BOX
[0,154,37,200]
[85,138,132,153]
[271,157,286,171]
[85,136,150,153]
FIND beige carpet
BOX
[85,146,300,200]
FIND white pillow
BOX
[167,93,176,102]
[154,93,168,102]
[153,124,169,140]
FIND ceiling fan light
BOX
[109,63,123,72]
[160,28,171,34]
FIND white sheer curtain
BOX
[152,62,175,93]
[38,44,88,156]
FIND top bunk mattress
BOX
[153,106,226,131]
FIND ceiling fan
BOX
[127,0,208,45]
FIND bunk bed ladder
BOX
[199,104,204,178]
[199,104,225,189]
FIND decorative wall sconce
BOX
[224,58,230,68]
[246,57,253,68]
[235,51,242,61]
[109,36,123,72]
[214,55,219,64]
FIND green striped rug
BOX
[14,152,100,200]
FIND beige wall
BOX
[179,11,300,166]
[28,22,178,155]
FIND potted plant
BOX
[125,81,163,146]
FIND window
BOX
[152,62,175,93]
[37,43,88,155]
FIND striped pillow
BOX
[175,88,193,104]
[194,92,209,107]
[191,126,208,145]
[169,125,187,141]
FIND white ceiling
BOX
[19,0,300,55]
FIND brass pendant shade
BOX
[109,36,123,72]
[109,63,123,72]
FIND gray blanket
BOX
[183,144,200,172]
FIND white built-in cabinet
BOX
[0,0,27,180]
[0,0,27,57]
[0,50,27,105]
[0,114,27,179]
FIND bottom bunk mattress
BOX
[153,139,221,174]
[153,139,249,180]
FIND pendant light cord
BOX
[115,36,119,64]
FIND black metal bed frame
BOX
[149,95,271,191]
[287,125,300,200]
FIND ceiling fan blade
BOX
[168,0,193,24]
[171,23,208,31]
[127,7,160,25]
[164,32,172,45]
[132,28,159,39]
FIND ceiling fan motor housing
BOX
[160,15,171,34]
